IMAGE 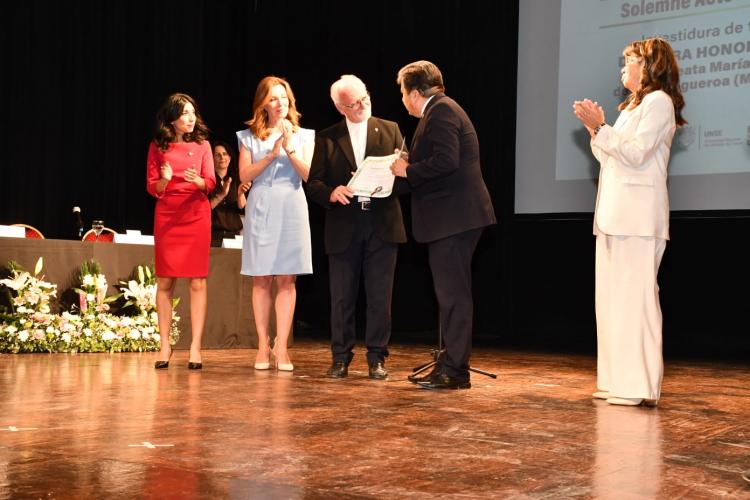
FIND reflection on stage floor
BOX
[1,339,748,498]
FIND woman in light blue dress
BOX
[237,76,314,372]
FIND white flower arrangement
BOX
[0,259,179,353]
[116,264,180,347]
[74,260,112,314]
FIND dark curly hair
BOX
[620,38,686,126]
[153,93,210,151]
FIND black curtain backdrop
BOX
[1,1,747,359]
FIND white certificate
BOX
[346,153,398,198]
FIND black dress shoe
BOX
[407,366,439,384]
[154,350,172,369]
[187,361,202,370]
[417,372,471,390]
[368,362,388,380]
[326,361,348,378]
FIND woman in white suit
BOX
[574,38,686,406]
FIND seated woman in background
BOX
[209,140,251,247]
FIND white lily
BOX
[0,272,30,291]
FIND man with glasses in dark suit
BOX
[308,75,406,380]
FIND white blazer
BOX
[591,90,676,239]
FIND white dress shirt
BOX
[346,118,368,168]
[420,95,436,117]
[346,118,369,202]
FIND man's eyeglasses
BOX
[341,93,370,109]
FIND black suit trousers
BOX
[328,210,397,365]
[428,227,483,380]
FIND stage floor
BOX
[1,339,748,499]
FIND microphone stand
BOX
[410,312,497,379]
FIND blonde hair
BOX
[245,76,301,140]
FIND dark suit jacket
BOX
[307,117,407,255]
[396,93,496,243]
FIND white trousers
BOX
[595,234,666,400]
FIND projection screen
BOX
[515,0,750,213]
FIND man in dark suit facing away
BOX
[308,75,407,380]
[391,60,496,390]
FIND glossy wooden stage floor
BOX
[1,339,748,499]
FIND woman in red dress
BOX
[146,93,216,370]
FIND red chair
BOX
[11,223,44,239]
[82,227,117,242]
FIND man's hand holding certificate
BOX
[346,153,399,198]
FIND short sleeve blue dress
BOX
[236,127,314,276]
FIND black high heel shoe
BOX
[154,349,173,369]
[188,349,202,370]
